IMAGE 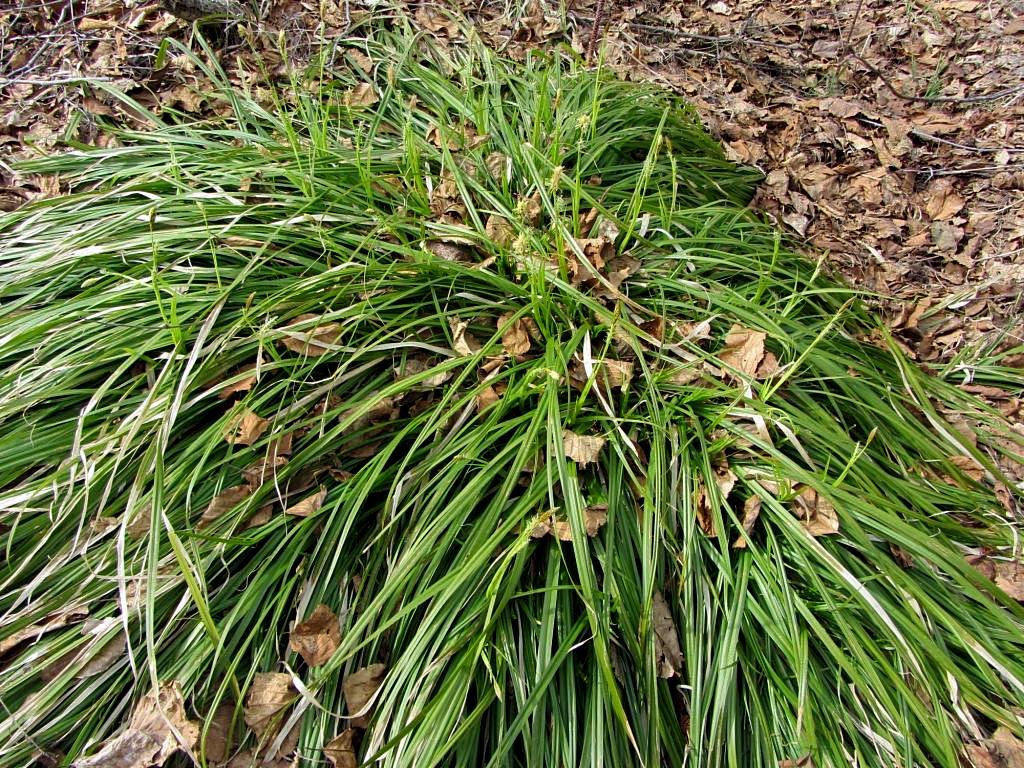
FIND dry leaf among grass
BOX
[549,505,608,541]
[344,82,378,108]
[223,408,269,446]
[323,729,358,768]
[652,590,684,679]
[203,703,235,765]
[343,663,386,729]
[448,317,481,356]
[718,324,768,379]
[280,314,343,357]
[498,312,531,358]
[791,486,839,536]
[285,486,327,518]
[199,484,253,528]
[964,726,1024,768]
[218,366,258,399]
[732,495,762,549]
[289,604,341,667]
[244,672,294,743]
[562,429,605,465]
[76,681,198,768]
[242,456,288,487]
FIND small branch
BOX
[857,116,1024,155]
[0,75,113,86]
[850,51,1024,105]
[899,163,1024,178]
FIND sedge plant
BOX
[1,18,1023,768]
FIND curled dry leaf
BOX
[964,726,1024,768]
[74,681,199,768]
[285,486,327,518]
[289,604,341,667]
[562,429,605,466]
[218,366,257,400]
[280,314,343,357]
[203,702,235,765]
[199,484,252,528]
[497,312,531,358]
[223,409,269,446]
[718,324,769,379]
[652,590,684,678]
[732,495,762,549]
[244,672,294,743]
[448,317,481,356]
[484,152,509,183]
[484,214,514,247]
[394,356,452,389]
[518,191,543,226]
[0,607,88,655]
[323,729,358,768]
[343,663,386,729]
[549,505,608,541]
[344,82,378,107]
[241,456,287,487]
[791,486,838,536]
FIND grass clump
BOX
[2,20,1023,768]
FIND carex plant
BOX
[1,18,1022,768]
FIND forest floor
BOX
[2,0,1023,368]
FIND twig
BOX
[572,14,799,50]
[857,116,1024,155]
[850,51,1024,105]
[0,76,113,85]
[899,163,1024,178]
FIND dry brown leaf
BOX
[280,314,343,357]
[732,495,762,549]
[289,604,341,667]
[242,456,288,488]
[791,486,838,536]
[223,409,269,446]
[548,505,608,541]
[965,727,1024,768]
[393,357,452,389]
[286,486,327,518]
[600,359,634,389]
[77,624,128,678]
[448,318,481,356]
[345,82,378,108]
[202,703,234,765]
[652,590,684,678]
[924,178,965,221]
[476,385,501,411]
[718,325,768,378]
[199,485,252,528]
[323,729,358,768]
[484,214,514,247]
[498,312,531,358]
[562,429,605,466]
[484,153,509,183]
[950,454,985,482]
[343,663,386,729]
[75,681,199,768]
[218,367,257,400]
[519,191,543,226]
[244,672,294,743]
[992,560,1024,601]
[0,607,88,655]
